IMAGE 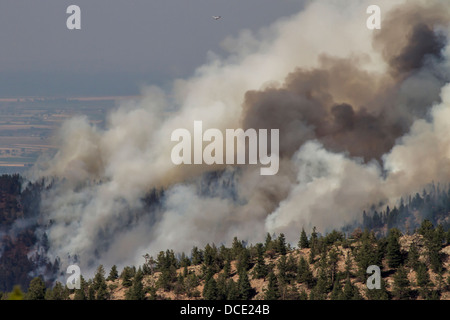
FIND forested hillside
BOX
[3,221,450,300]
[2,173,450,300]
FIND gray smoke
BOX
[25,0,450,277]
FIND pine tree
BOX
[342,278,361,300]
[26,277,46,300]
[407,242,420,270]
[203,270,218,300]
[238,269,252,300]
[330,281,343,300]
[264,272,280,300]
[297,256,314,288]
[216,274,227,300]
[386,228,402,269]
[74,276,87,300]
[264,233,273,252]
[236,248,250,274]
[328,248,339,283]
[191,246,203,265]
[392,266,411,300]
[298,228,309,249]
[299,289,308,300]
[121,266,134,288]
[93,265,108,300]
[344,251,353,278]
[365,278,389,300]
[277,256,288,285]
[227,279,239,300]
[107,265,119,281]
[309,227,318,263]
[126,268,145,300]
[277,233,287,255]
[46,281,67,300]
[416,262,432,299]
[254,243,268,279]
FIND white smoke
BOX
[25,0,450,276]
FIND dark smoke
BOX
[242,3,449,162]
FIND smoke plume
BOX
[25,0,450,276]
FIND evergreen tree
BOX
[203,270,218,300]
[191,246,203,265]
[299,289,308,300]
[277,256,288,285]
[264,233,273,252]
[223,259,231,278]
[297,256,314,288]
[237,269,252,300]
[365,278,389,300]
[298,228,309,249]
[216,274,228,300]
[231,237,244,259]
[355,231,377,280]
[236,248,250,274]
[407,242,420,270]
[227,279,239,300]
[264,272,280,300]
[277,233,287,255]
[386,228,402,269]
[416,262,433,299]
[309,227,318,263]
[392,267,411,300]
[126,268,145,300]
[121,266,134,288]
[73,276,87,300]
[45,281,68,300]
[26,277,46,300]
[342,278,361,300]
[93,265,108,300]
[344,251,353,278]
[254,243,268,279]
[328,248,339,283]
[87,284,95,300]
[107,265,119,281]
[330,281,343,300]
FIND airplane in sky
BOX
[212,16,221,20]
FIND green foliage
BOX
[126,268,145,300]
[253,243,268,279]
[26,277,46,300]
[342,278,362,300]
[121,266,135,288]
[298,228,309,249]
[386,228,403,269]
[202,269,218,300]
[237,269,252,300]
[93,265,108,300]
[297,256,314,288]
[8,285,24,300]
[365,278,389,300]
[407,242,420,270]
[276,233,287,255]
[264,272,280,300]
[392,267,411,300]
[107,265,119,281]
[45,281,69,300]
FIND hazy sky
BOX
[0,0,306,97]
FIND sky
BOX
[0,0,306,97]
